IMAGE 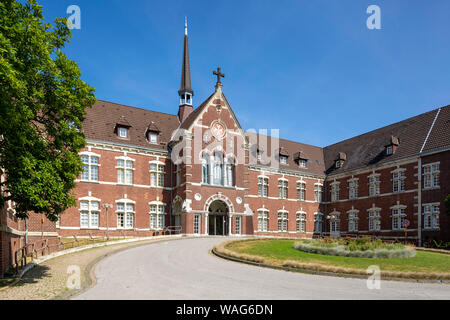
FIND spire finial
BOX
[185,16,187,36]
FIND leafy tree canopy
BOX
[445,194,450,215]
[0,0,96,221]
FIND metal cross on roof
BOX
[213,67,225,84]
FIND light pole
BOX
[102,204,113,240]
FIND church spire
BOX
[178,16,193,105]
[178,17,194,123]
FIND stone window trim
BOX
[347,208,359,232]
[422,202,440,230]
[278,178,288,199]
[277,209,289,232]
[149,201,166,230]
[150,160,165,187]
[115,198,136,229]
[296,180,306,201]
[422,162,440,189]
[78,194,101,229]
[80,152,101,182]
[314,212,323,233]
[296,210,307,233]
[257,175,269,198]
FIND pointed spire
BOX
[178,17,193,98]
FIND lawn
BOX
[225,239,450,274]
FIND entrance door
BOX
[207,200,229,236]
[208,215,227,235]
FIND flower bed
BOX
[293,237,416,259]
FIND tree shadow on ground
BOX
[13,265,52,287]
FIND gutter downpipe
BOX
[417,156,422,247]
[168,145,173,231]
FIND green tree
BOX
[445,194,450,215]
[0,0,96,221]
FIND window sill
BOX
[79,180,100,184]
[423,186,440,190]
[80,227,100,230]
[201,183,236,189]
[423,228,440,231]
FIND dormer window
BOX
[115,116,131,139]
[149,131,158,143]
[146,122,160,144]
[334,152,346,169]
[119,127,128,138]
[279,147,289,165]
[299,159,306,168]
[386,145,393,155]
[385,136,399,155]
[293,151,308,169]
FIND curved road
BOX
[74,237,450,300]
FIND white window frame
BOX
[149,202,166,230]
[423,203,440,229]
[116,200,135,229]
[314,183,323,203]
[193,214,201,234]
[368,173,380,197]
[368,208,381,231]
[116,156,135,185]
[235,216,242,235]
[348,178,358,199]
[330,182,340,202]
[314,212,323,233]
[423,162,440,189]
[119,127,128,138]
[280,156,288,165]
[257,209,269,232]
[80,152,100,182]
[296,211,306,233]
[258,176,269,197]
[297,181,306,201]
[150,161,165,187]
[278,178,288,199]
[392,169,406,193]
[347,210,359,232]
[277,210,288,232]
[79,199,100,229]
[391,206,406,230]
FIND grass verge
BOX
[214,239,450,280]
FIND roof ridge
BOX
[96,99,178,118]
[420,108,441,153]
[323,106,444,149]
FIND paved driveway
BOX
[74,237,450,300]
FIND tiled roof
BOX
[83,100,449,176]
[323,106,450,175]
[245,131,326,176]
[82,100,180,151]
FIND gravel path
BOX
[0,237,178,300]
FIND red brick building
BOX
[1,22,449,276]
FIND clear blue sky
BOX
[37,0,450,147]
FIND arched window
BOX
[202,153,210,184]
[213,152,224,185]
[225,157,235,187]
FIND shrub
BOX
[293,239,416,259]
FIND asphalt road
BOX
[74,237,450,300]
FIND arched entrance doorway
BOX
[208,200,229,236]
